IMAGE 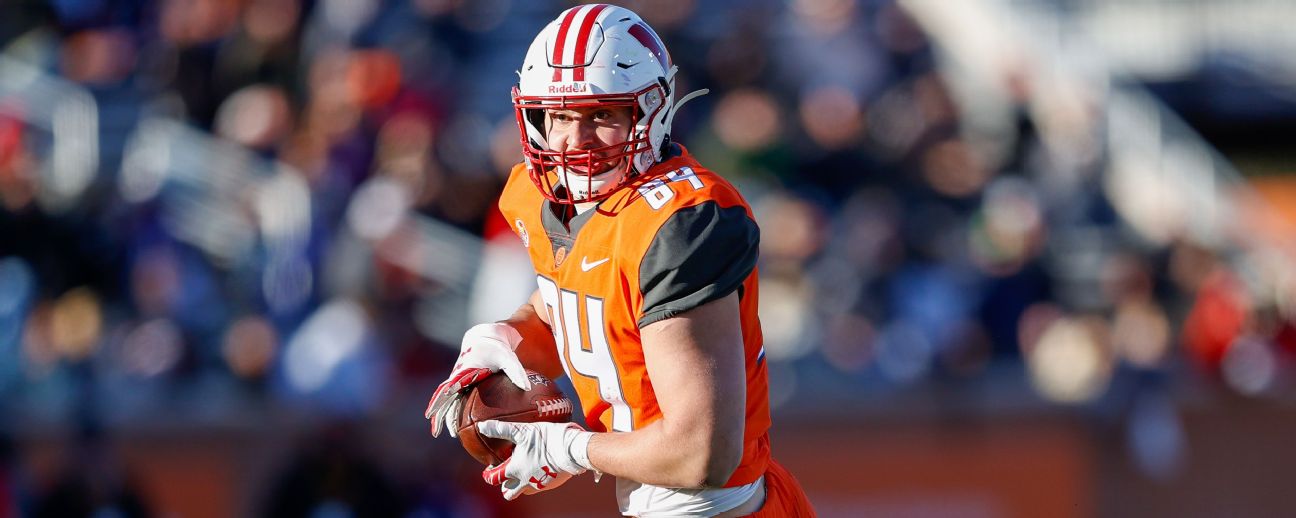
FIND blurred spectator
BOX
[1,0,1295,514]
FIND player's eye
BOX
[550,111,573,123]
[593,110,614,121]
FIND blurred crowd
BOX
[2,0,1296,515]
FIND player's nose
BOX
[568,120,600,150]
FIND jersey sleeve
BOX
[637,200,760,328]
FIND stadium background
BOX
[2,0,1296,516]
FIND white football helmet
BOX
[512,4,706,204]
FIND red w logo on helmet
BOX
[628,23,670,68]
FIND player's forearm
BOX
[585,412,742,488]
[503,294,563,380]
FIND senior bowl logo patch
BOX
[515,218,529,247]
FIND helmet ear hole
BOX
[525,109,547,137]
[522,108,550,150]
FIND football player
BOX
[425,4,815,516]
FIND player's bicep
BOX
[640,292,746,464]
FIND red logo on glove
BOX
[530,465,558,489]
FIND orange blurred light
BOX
[49,287,103,361]
[223,315,279,379]
[755,194,827,263]
[920,138,991,199]
[712,89,781,152]
[160,0,241,46]
[798,86,865,150]
[244,0,301,45]
[21,303,58,376]
[347,50,403,110]
[1112,300,1172,368]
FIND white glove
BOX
[478,420,596,501]
[424,323,532,438]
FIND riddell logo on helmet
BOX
[548,83,588,94]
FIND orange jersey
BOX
[498,146,771,488]
[752,460,816,517]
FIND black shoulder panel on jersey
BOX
[637,201,759,328]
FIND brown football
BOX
[457,370,574,466]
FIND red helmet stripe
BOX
[571,4,610,82]
[550,7,583,81]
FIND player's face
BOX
[544,106,634,176]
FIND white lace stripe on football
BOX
[535,397,574,418]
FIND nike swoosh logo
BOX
[580,257,610,272]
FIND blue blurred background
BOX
[2,0,1296,517]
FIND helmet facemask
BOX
[513,81,669,205]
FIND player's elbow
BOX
[680,432,742,488]
[700,443,742,487]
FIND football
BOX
[457,370,574,466]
